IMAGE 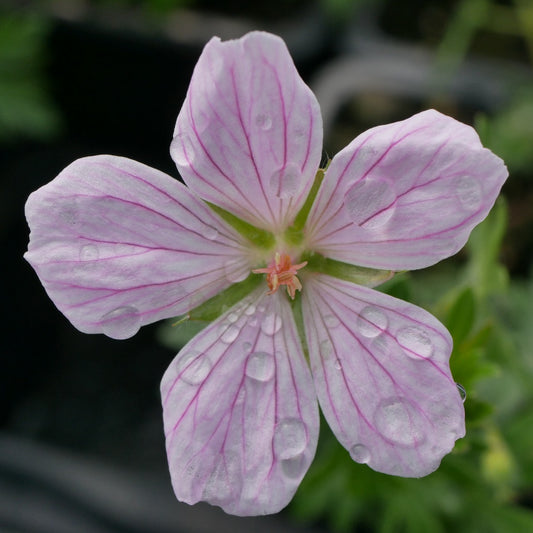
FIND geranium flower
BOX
[24,31,508,516]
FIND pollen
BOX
[253,252,307,299]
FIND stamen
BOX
[252,252,307,299]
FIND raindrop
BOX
[261,313,282,336]
[242,341,252,352]
[245,352,275,382]
[333,359,342,370]
[220,324,240,343]
[170,133,195,167]
[374,397,426,446]
[244,304,256,316]
[176,350,211,385]
[202,226,219,240]
[273,418,307,459]
[255,113,272,131]
[455,176,482,211]
[79,244,99,261]
[349,444,371,464]
[227,312,239,324]
[281,454,306,479]
[397,326,433,359]
[269,163,301,199]
[101,306,141,340]
[356,306,388,338]
[319,339,333,359]
[324,314,340,328]
[344,177,396,228]
[456,383,467,403]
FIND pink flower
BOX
[25,31,508,516]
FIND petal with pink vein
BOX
[302,274,465,477]
[306,109,508,270]
[161,288,319,515]
[24,155,251,338]
[172,31,323,232]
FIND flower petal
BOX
[302,275,464,477]
[172,31,323,232]
[306,110,508,270]
[24,155,251,339]
[161,288,319,515]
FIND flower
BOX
[24,31,508,516]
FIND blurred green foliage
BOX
[0,14,60,141]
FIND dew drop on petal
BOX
[397,326,433,359]
[319,339,333,359]
[374,397,426,446]
[242,341,252,352]
[79,244,99,261]
[261,313,282,336]
[333,358,342,370]
[219,324,240,343]
[269,163,301,199]
[324,314,340,328]
[227,312,239,324]
[202,225,219,240]
[349,444,371,464]
[455,176,482,211]
[176,350,212,385]
[456,383,467,402]
[255,113,272,131]
[356,306,388,338]
[244,304,256,316]
[281,454,306,479]
[170,133,195,167]
[344,177,396,228]
[245,351,275,382]
[273,418,307,459]
[101,306,141,339]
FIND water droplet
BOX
[203,454,242,504]
[224,259,250,283]
[456,383,467,403]
[356,306,388,338]
[79,244,99,261]
[170,133,195,167]
[202,226,218,240]
[349,444,371,464]
[269,163,301,199]
[344,177,396,228]
[281,454,306,479]
[455,176,482,211]
[246,352,275,382]
[374,397,426,446]
[334,359,342,370]
[244,304,256,316]
[273,418,307,459]
[324,314,340,328]
[261,313,282,336]
[176,350,211,385]
[397,326,433,359]
[319,339,333,359]
[242,341,252,352]
[101,306,141,339]
[227,312,239,324]
[255,113,272,131]
[220,324,240,343]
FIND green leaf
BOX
[445,287,476,346]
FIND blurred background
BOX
[2,0,533,531]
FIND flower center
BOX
[252,252,307,299]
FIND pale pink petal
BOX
[306,110,508,270]
[24,155,251,339]
[302,275,464,477]
[161,288,319,515]
[172,31,322,232]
